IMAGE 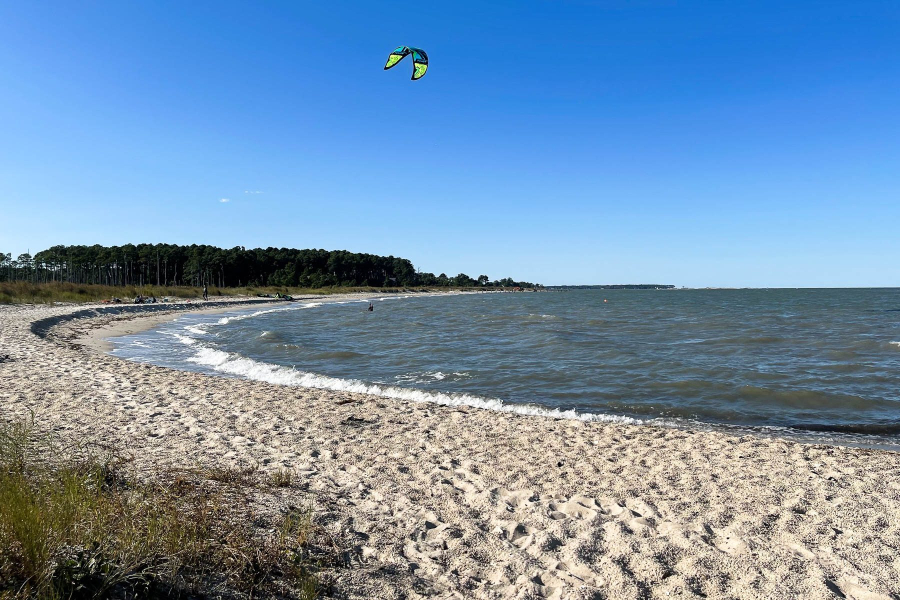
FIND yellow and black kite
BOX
[384,46,428,80]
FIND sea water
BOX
[110,289,900,447]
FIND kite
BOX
[384,46,428,80]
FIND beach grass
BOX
[0,416,331,599]
[0,281,471,304]
[268,468,295,488]
[0,282,202,305]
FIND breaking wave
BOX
[215,303,322,326]
[171,333,197,346]
[394,371,474,385]
[107,289,900,448]
[186,346,639,425]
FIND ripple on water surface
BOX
[109,289,900,447]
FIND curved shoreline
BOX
[2,300,899,599]
[65,298,293,352]
[69,291,469,352]
[96,298,900,452]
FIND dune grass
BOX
[0,416,332,599]
[0,282,202,305]
[0,281,461,304]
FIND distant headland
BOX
[547,284,676,290]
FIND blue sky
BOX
[1,1,898,287]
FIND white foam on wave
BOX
[186,346,639,425]
[171,333,197,346]
[891,341,900,348]
[395,371,450,384]
[215,302,322,326]
[183,325,208,336]
[209,292,453,328]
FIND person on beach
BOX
[203,285,209,301]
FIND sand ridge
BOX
[1,300,898,599]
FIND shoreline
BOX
[86,298,900,453]
[2,300,898,599]
[73,290,469,353]
[75,299,293,353]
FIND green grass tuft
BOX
[0,280,476,304]
[0,416,331,599]
[268,468,295,488]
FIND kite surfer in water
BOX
[368,303,374,312]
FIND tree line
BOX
[0,244,540,289]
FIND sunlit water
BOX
[110,289,900,448]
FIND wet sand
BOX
[1,299,898,599]
[74,299,291,352]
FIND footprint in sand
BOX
[404,528,448,564]
[712,526,748,555]
[549,495,600,520]
[599,497,627,516]
[445,466,488,504]
[491,487,538,510]
[785,542,815,560]
[452,477,477,494]
[508,523,534,546]
[624,513,655,534]
[523,572,563,599]
[826,576,894,600]
[625,498,658,519]
[552,561,604,591]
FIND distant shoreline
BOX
[71,290,483,352]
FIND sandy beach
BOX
[1,299,898,600]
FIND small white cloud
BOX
[219,198,230,203]
[244,190,263,194]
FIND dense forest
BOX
[0,244,539,289]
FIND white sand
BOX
[1,300,898,599]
